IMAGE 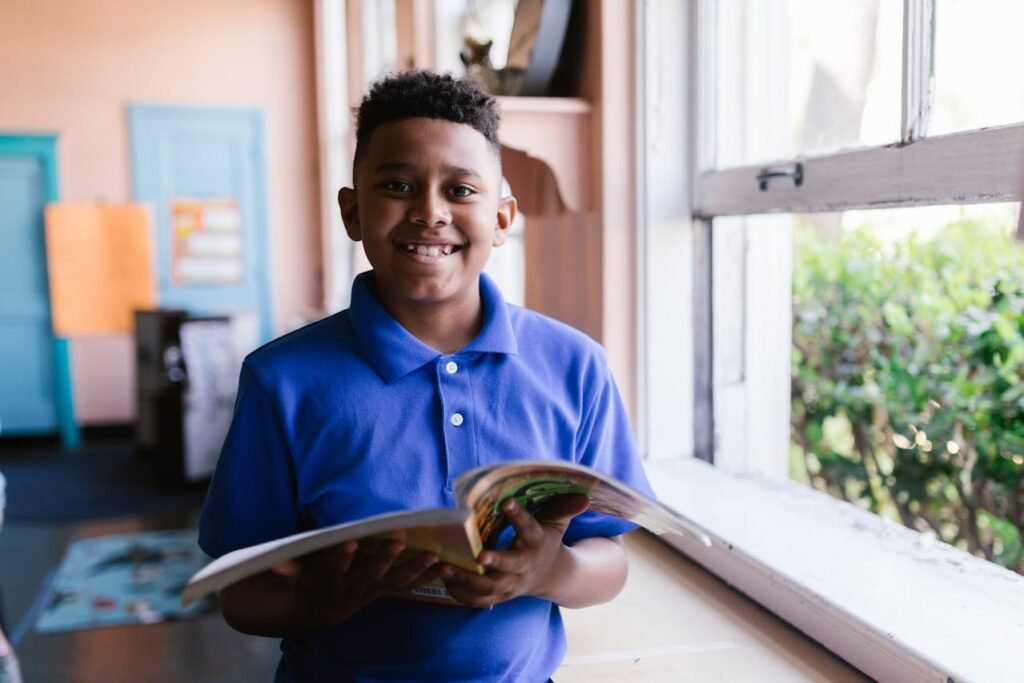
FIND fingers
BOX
[277,539,359,578]
[280,541,459,614]
[270,559,301,577]
[347,543,449,594]
[501,493,590,547]
[304,541,402,592]
[385,552,441,589]
[477,548,528,575]
[450,494,590,609]
[408,560,447,588]
[284,541,447,624]
[443,567,515,608]
[469,495,589,583]
[358,541,406,581]
[334,540,358,574]
[533,493,590,526]
[500,498,545,546]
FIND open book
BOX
[181,459,711,607]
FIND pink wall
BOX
[0,0,321,423]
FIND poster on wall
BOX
[44,203,156,335]
[170,198,243,284]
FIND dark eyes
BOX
[379,181,476,199]
[382,180,412,193]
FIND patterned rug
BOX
[35,529,214,633]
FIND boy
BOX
[198,71,654,682]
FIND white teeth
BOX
[406,244,454,257]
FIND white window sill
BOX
[645,457,1024,683]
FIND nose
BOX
[407,188,451,227]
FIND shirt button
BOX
[450,412,464,427]
[445,361,459,375]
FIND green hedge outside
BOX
[791,215,1024,573]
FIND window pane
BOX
[932,1,1024,135]
[791,203,1024,573]
[713,0,902,169]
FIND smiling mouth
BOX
[397,241,461,257]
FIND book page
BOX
[456,460,712,549]
[182,507,478,607]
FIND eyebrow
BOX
[373,161,483,179]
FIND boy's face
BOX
[339,117,516,320]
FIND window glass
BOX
[714,0,901,169]
[931,1,1024,135]
[791,203,1024,573]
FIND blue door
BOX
[0,135,77,444]
[129,106,274,342]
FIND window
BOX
[638,1,1024,679]
[685,0,1024,483]
[789,203,1023,571]
[713,0,903,167]
[931,0,1024,135]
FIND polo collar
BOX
[348,271,518,383]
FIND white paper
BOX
[179,319,237,481]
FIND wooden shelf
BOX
[498,98,592,214]
[496,96,592,115]
[496,95,598,342]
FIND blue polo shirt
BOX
[199,271,654,683]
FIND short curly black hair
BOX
[353,70,500,179]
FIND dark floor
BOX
[0,435,281,682]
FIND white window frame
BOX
[316,0,404,313]
[314,0,356,314]
[638,1,1024,681]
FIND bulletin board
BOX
[170,198,243,284]
[44,203,156,335]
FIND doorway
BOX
[0,135,77,447]
[129,105,274,343]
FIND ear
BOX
[338,187,361,241]
[492,195,517,248]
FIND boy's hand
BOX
[271,540,445,627]
[441,494,590,608]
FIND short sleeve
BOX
[562,361,656,546]
[198,363,302,558]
